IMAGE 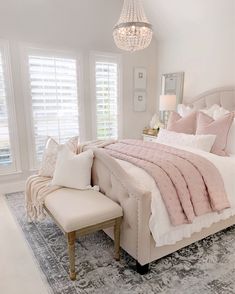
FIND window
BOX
[27,51,81,165]
[0,41,19,174]
[0,50,11,167]
[91,53,122,139]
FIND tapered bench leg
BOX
[67,231,76,280]
[114,217,121,261]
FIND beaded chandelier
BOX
[113,0,153,52]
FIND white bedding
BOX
[116,144,235,247]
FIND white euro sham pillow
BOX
[213,107,230,120]
[52,146,94,189]
[178,103,230,120]
[177,104,194,117]
[200,105,230,119]
[156,129,216,152]
[200,104,220,117]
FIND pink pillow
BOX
[167,111,197,134]
[196,112,234,156]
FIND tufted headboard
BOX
[185,86,235,110]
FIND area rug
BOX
[5,192,235,294]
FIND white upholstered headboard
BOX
[185,86,235,110]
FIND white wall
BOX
[0,0,158,188]
[122,43,157,138]
[154,0,235,103]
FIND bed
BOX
[91,86,235,273]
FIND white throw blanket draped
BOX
[25,139,116,221]
[25,175,60,221]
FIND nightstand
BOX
[142,134,158,142]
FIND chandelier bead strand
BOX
[113,0,153,52]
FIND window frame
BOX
[21,46,85,170]
[90,51,123,140]
[0,40,21,175]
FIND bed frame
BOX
[186,86,235,110]
[91,86,235,274]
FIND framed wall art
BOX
[161,72,185,105]
[134,67,147,90]
[133,91,146,112]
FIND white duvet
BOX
[116,144,235,247]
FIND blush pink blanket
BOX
[104,139,230,226]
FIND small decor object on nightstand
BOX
[149,114,163,130]
[143,128,158,136]
[143,114,164,139]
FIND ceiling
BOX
[0,0,123,50]
[0,0,234,45]
[143,0,235,41]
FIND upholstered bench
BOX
[44,188,123,280]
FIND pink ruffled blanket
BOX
[104,139,230,226]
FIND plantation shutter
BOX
[95,61,119,139]
[0,50,12,168]
[28,55,79,161]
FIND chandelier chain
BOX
[118,0,149,24]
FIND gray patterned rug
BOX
[5,192,235,294]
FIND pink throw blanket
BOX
[104,139,230,226]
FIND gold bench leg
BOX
[114,217,121,261]
[67,231,76,280]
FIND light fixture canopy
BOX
[113,0,153,52]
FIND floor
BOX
[3,191,235,294]
[0,194,50,294]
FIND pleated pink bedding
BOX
[104,139,230,226]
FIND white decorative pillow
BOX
[52,146,94,189]
[213,107,230,120]
[178,103,230,121]
[226,119,235,155]
[177,104,194,117]
[200,104,220,117]
[156,129,216,152]
[39,136,79,177]
[199,104,230,120]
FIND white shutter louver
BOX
[95,61,119,139]
[28,55,79,161]
[0,50,12,168]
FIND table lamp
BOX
[159,94,176,127]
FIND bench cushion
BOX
[44,188,123,233]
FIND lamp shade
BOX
[159,95,176,111]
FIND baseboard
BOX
[0,181,25,195]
